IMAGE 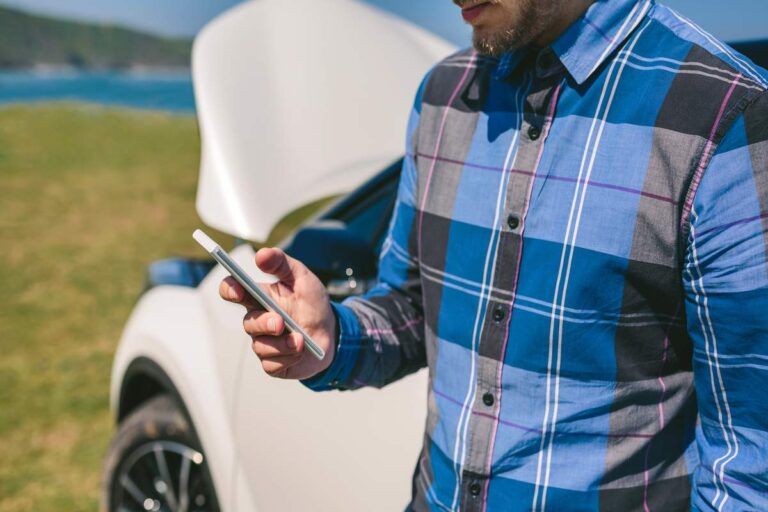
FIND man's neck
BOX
[533,0,596,48]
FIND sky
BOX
[1,0,766,44]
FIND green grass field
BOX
[0,104,325,511]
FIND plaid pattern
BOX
[302,1,768,510]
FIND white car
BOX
[101,1,455,511]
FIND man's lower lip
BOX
[462,3,489,23]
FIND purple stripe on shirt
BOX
[432,387,654,440]
[583,15,615,45]
[695,211,768,238]
[412,152,678,205]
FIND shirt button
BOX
[492,304,506,322]
[528,125,541,140]
[469,480,482,497]
[507,214,520,230]
[483,392,495,406]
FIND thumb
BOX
[255,247,304,283]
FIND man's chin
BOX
[472,30,520,58]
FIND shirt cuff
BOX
[300,301,362,391]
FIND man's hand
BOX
[219,247,336,380]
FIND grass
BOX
[0,103,329,511]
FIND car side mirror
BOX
[283,220,378,300]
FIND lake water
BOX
[0,70,195,113]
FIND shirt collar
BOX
[493,0,653,84]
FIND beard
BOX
[468,0,560,57]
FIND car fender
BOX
[110,284,249,511]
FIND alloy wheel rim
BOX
[113,440,214,512]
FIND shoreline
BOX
[0,69,196,113]
[0,63,191,76]
[0,99,197,116]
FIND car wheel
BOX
[101,394,220,512]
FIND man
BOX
[220,0,768,509]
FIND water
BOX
[0,70,195,113]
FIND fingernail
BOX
[286,335,297,350]
[268,317,277,334]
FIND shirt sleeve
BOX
[684,91,768,510]
[301,74,429,391]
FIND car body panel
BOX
[232,341,427,511]
[192,0,455,242]
[110,245,270,510]
[111,285,239,510]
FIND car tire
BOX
[101,394,220,512]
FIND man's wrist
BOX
[313,303,341,375]
[300,302,361,391]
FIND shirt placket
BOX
[460,56,563,511]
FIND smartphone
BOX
[193,229,326,360]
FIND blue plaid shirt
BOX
[303,1,768,510]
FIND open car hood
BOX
[193,0,456,242]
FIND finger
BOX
[219,276,260,309]
[250,332,304,359]
[255,247,304,283]
[243,311,285,337]
[261,352,303,377]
